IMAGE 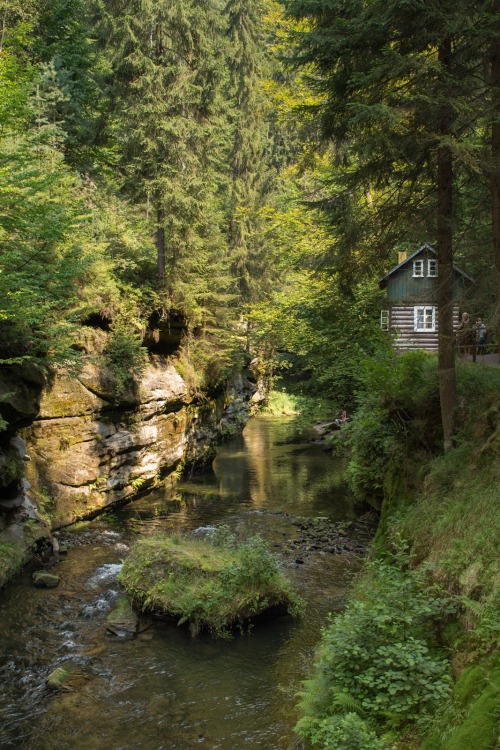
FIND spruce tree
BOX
[96,0,230,304]
[225,0,278,303]
[280,0,480,449]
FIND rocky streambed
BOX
[0,416,377,750]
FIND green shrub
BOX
[344,350,440,504]
[296,712,388,750]
[104,324,146,400]
[295,549,452,747]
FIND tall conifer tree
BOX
[225,0,275,302]
[281,0,479,449]
[96,0,229,310]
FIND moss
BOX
[0,541,25,587]
[444,682,499,750]
[119,530,303,637]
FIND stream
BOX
[0,416,375,750]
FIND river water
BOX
[0,417,370,750]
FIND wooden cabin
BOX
[378,243,474,351]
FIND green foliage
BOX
[421,655,500,750]
[295,547,452,747]
[398,456,500,654]
[119,528,303,637]
[344,350,439,503]
[260,386,335,425]
[103,315,147,401]
[0,541,25,588]
[296,712,388,750]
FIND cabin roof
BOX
[378,243,474,289]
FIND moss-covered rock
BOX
[106,596,138,638]
[46,660,77,689]
[32,570,60,588]
[119,531,303,637]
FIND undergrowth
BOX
[295,354,500,750]
[296,545,453,749]
[261,384,337,427]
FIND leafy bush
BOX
[296,712,388,750]
[295,548,452,748]
[344,350,440,504]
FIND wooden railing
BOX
[455,343,496,362]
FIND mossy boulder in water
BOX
[119,529,303,637]
[106,596,138,638]
[46,660,77,689]
[32,570,60,588]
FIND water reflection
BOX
[0,416,363,750]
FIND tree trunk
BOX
[156,207,166,287]
[437,37,457,453]
[491,1,500,358]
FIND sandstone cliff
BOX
[0,355,256,587]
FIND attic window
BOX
[413,260,424,277]
[414,306,435,332]
[428,259,438,277]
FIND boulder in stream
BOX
[106,596,138,638]
[32,570,60,588]
[46,660,77,689]
[119,531,304,637]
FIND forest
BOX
[1,1,499,750]
[2,1,499,414]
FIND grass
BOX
[421,654,500,750]
[392,460,500,654]
[261,386,337,426]
[119,528,303,637]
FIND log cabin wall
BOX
[389,305,460,351]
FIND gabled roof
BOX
[378,243,474,289]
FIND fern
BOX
[331,690,364,715]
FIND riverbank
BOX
[0,416,367,750]
[0,345,259,590]
[295,353,500,750]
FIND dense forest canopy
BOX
[1,0,499,424]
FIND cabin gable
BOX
[379,244,472,304]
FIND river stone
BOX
[106,597,138,638]
[46,660,77,689]
[32,570,60,588]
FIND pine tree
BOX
[280,0,481,449]
[225,0,278,303]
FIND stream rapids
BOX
[0,416,374,750]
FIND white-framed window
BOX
[413,259,424,277]
[428,259,438,277]
[380,310,389,331]
[414,306,436,332]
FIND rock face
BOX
[21,356,253,528]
